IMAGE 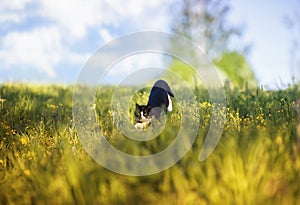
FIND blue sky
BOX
[0,0,299,89]
[229,0,299,88]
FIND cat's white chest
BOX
[167,94,172,111]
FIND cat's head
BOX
[135,103,151,122]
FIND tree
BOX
[213,51,256,87]
[171,0,241,58]
[169,0,257,87]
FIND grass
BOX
[0,83,300,204]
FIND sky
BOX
[0,0,299,89]
[229,0,299,89]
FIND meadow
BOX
[0,83,300,204]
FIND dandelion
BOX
[47,104,58,109]
[20,136,27,145]
[275,136,283,146]
[24,169,31,176]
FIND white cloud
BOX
[100,52,170,85]
[0,13,21,24]
[99,29,114,43]
[0,0,174,82]
[0,27,85,77]
[37,0,173,39]
[38,0,116,39]
[0,0,32,23]
[108,53,166,75]
[0,0,32,10]
[106,0,173,31]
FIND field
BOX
[0,83,300,204]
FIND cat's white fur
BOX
[167,94,172,111]
[140,111,146,119]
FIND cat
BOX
[135,79,174,122]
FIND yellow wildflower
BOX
[20,137,27,145]
[275,136,283,146]
[24,169,31,176]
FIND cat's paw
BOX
[134,120,151,130]
[134,123,144,130]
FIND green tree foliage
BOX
[169,59,195,82]
[214,51,257,87]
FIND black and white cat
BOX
[135,79,174,122]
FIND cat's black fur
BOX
[135,80,174,121]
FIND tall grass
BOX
[0,83,299,204]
